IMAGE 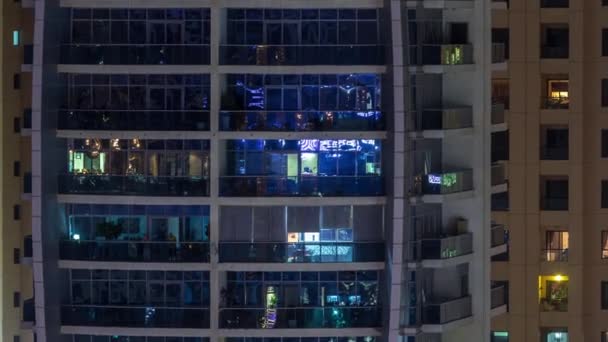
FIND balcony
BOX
[219,307,381,329]
[422,296,472,325]
[23,44,33,64]
[542,96,569,109]
[414,107,472,131]
[61,306,210,328]
[22,298,35,324]
[541,146,568,160]
[541,248,568,262]
[541,197,568,211]
[219,175,383,197]
[491,192,509,211]
[417,233,473,261]
[218,242,384,263]
[60,44,211,65]
[59,240,210,263]
[491,285,507,310]
[412,44,474,65]
[414,170,473,196]
[491,164,507,187]
[492,43,506,64]
[491,104,505,126]
[541,46,568,59]
[219,111,385,132]
[23,172,32,194]
[23,235,33,258]
[58,175,210,196]
[220,45,384,66]
[491,225,507,249]
[23,109,32,129]
[58,110,210,131]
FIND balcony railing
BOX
[491,192,509,211]
[60,44,211,65]
[492,96,509,111]
[491,286,507,309]
[423,296,472,324]
[58,110,210,131]
[541,146,568,160]
[23,298,35,323]
[416,233,473,260]
[491,224,507,248]
[541,197,568,211]
[219,307,381,329]
[542,96,569,109]
[492,43,506,63]
[219,111,385,132]
[218,242,384,263]
[541,46,569,59]
[415,107,472,131]
[59,240,210,263]
[491,103,505,125]
[414,169,473,195]
[61,305,210,328]
[539,297,568,312]
[540,248,568,262]
[58,174,210,196]
[24,235,32,258]
[24,44,33,64]
[220,45,384,66]
[410,44,474,65]
[491,164,507,187]
[219,175,383,197]
[541,0,568,7]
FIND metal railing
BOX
[220,45,384,66]
[541,146,568,160]
[219,111,385,132]
[423,296,472,324]
[60,44,211,65]
[416,233,473,260]
[491,164,507,186]
[492,43,506,63]
[491,224,507,247]
[219,175,384,197]
[58,110,210,131]
[539,297,568,312]
[59,240,210,262]
[541,197,568,211]
[542,96,569,109]
[541,0,569,7]
[491,103,505,125]
[61,305,210,328]
[219,306,381,329]
[541,46,569,59]
[415,107,473,131]
[414,169,473,195]
[218,242,384,263]
[58,174,210,196]
[410,44,474,65]
[540,248,568,262]
[491,286,507,309]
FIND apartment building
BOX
[490,0,608,341]
[25,0,497,341]
[1,0,35,342]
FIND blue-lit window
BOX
[12,30,20,46]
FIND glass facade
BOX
[69,337,208,342]
[220,139,383,196]
[60,74,210,131]
[60,139,210,196]
[63,8,211,64]
[220,74,383,131]
[219,271,381,329]
[221,9,383,65]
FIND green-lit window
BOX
[12,30,20,46]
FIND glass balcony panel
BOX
[541,198,568,211]
[422,296,472,324]
[411,44,473,65]
[219,176,383,197]
[58,110,210,131]
[491,104,505,125]
[218,242,384,263]
[417,233,473,260]
[415,108,472,131]
[542,96,569,109]
[61,306,210,328]
[58,175,210,196]
[23,298,35,323]
[491,224,507,247]
[540,249,568,262]
[540,46,569,59]
[492,43,506,63]
[60,45,211,65]
[60,240,210,262]
[490,286,507,309]
[415,170,473,195]
[491,164,506,186]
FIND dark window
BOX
[13,248,20,264]
[603,79,608,107]
[13,74,20,89]
[604,0,608,6]
[492,131,509,162]
[541,0,568,7]
[13,161,20,177]
[13,205,20,220]
[541,178,568,210]
[603,29,608,56]
[492,79,509,110]
[541,25,569,58]
[541,127,568,160]
[13,118,20,133]
[603,181,608,208]
[602,282,608,309]
[492,28,510,60]
[14,336,20,342]
[449,23,469,44]
[13,292,20,307]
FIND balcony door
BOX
[265,21,300,45]
[147,20,184,44]
[148,85,184,110]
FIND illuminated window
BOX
[541,328,568,342]
[12,30,20,46]
[491,331,509,342]
[547,80,569,109]
[601,231,608,258]
[538,275,568,312]
[544,231,568,261]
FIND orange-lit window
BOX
[548,80,569,100]
[538,274,568,312]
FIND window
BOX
[603,181,608,208]
[603,79,608,107]
[13,205,20,220]
[541,0,568,8]
[540,126,568,160]
[544,79,569,109]
[540,328,568,342]
[603,29,608,56]
[541,177,568,211]
[544,231,568,261]
[13,336,20,342]
[12,30,20,46]
[492,79,509,110]
[602,231,608,258]
[13,292,20,307]
[539,275,568,312]
[13,161,20,177]
[492,28,509,61]
[13,118,20,133]
[13,74,20,89]
[491,331,509,342]
[541,25,569,59]
[602,281,608,309]
[13,248,20,264]
[602,130,608,157]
